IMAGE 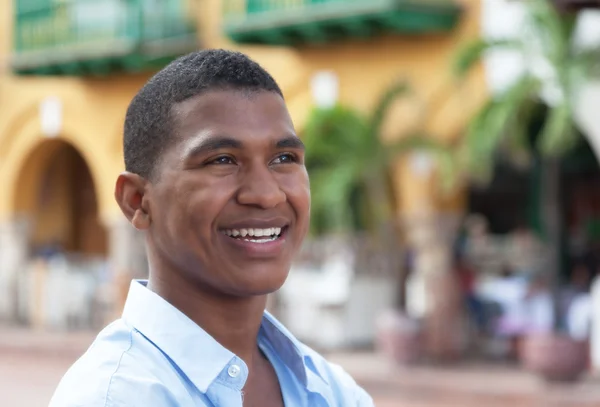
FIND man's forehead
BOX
[173,88,284,121]
[173,90,294,140]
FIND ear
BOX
[114,172,150,230]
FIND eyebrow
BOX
[184,136,242,159]
[184,134,305,159]
[276,136,305,151]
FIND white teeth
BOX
[243,237,277,243]
[223,227,284,238]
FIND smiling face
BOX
[140,89,310,297]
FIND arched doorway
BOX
[14,139,108,330]
[30,142,107,256]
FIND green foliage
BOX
[453,0,600,185]
[452,38,523,78]
[458,75,542,183]
[304,82,450,236]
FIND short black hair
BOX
[123,49,284,179]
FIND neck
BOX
[147,267,268,367]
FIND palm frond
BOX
[452,38,523,79]
[502,99,536,169]
[460,75,540,183]
[368,80,412,140]
[537,102,579,157]
[457,100,499,183]
[573,46,600,78]
[527,0,577,63]
[309,163,361,233]
[303,105,367,158]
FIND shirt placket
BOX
[205,357,249,407]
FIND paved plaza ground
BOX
[2,328,600,406]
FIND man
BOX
[49,49,374,406]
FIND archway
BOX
[28,142,107,256]
[13,139,108,330]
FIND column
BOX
[403,211,464,360]
[0,217,30,323]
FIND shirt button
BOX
[228,364,241,378]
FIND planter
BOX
[521,333,589,382]
[375,309,422,365]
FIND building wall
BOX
[0,0,487,226]
[0,0,486,328]
[205,0,487,215]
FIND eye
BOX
[271,153,297,165]
[209,156,236,165]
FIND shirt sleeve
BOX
[327,362,375,407]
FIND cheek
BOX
[284,173,311,221]
[180,179,234,229]
[152,180,205,236]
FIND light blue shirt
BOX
[49,280,374,406]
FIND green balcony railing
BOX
[224,0,463,45]
[12,0,198,75]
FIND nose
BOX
[236,165,286,209]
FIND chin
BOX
[229,264,290,297]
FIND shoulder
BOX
[300,344,374,406]
[49,320,183,407]
[263,312,374,406]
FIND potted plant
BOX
[453,0,600,381]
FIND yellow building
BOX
[0,0,486,329]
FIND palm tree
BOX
[305,82,441,235]
[454,0,600,346]
[302,80,471,363]
[303,80,453,309]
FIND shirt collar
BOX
[122,280,235,393]
[260,311,329,387]
[122,280,328,393]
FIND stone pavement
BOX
[327,352,600,407]
[2,327,600,406]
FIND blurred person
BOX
[567,292,592,341]
[454,253,485,334]
[463,214,504,275]
[562,263,593,339]
[49,50,373,407]
[35,240,64,261]
[522,273,553,335]
[476,265,529,357]
[505,223,546,278]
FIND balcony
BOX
[12,0,198,76]
[223,0,463,46]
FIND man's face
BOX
[144,90,310,297]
